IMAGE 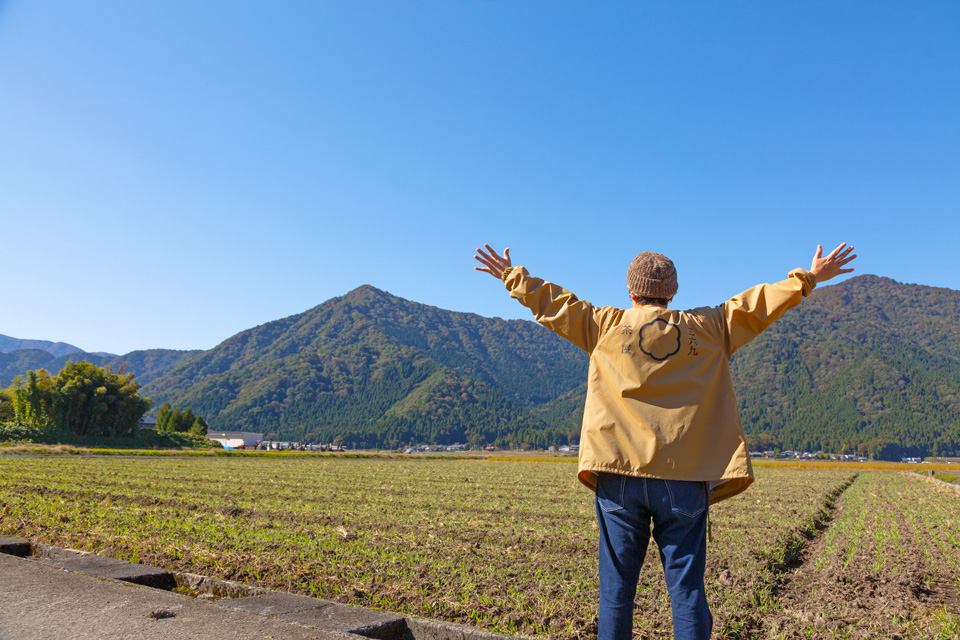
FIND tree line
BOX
[156,403,208,436]
[0,361,209,441]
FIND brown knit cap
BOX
[626,252,678,299]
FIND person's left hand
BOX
[810,242,857,283]
[474,244,512,279]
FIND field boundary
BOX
[913,470,960,494]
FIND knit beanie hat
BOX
[626,252,678,300]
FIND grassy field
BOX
[0,456,957,639]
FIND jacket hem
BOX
[577,467,753,505]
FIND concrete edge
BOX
[173,570,269,599]
[0,536,522,640]
[404,617,518,640]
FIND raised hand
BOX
[810,243,857,283]
[474,244,512,279]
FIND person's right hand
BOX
[810,243,857,283]
[474,244,512,279]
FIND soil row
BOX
[756,472,960,639]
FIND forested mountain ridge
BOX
[731,275,960,458]
[142,285,589,447]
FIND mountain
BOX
[0,348,203,389]
[731,275,960,458]
[143,285,588,447]
[0,334,86,358]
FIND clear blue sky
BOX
[2,1,958,355]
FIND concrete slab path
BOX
[0,536,515,640]
[0,553,356,640]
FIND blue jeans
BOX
[595,473,712,640]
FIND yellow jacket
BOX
[502,266,817,504]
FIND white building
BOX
[207,431,263,448]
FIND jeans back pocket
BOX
[596,472,626,513]
[664,480,706,518]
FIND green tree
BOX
[11,361,150,438]
[157,403,207,435]
[156,402,174,432]
[177,408,196,433]
[189,415,208,436]
[12,370,57,428]
[0,389,14,423]
[869,439,902,461]
[746,433,777,451]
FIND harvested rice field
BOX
[0,457,957,639]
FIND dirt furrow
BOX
[760,472,959,639]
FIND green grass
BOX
[933,472,960,484]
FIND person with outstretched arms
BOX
[473,243,857,640]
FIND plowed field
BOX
[0,457,957,639]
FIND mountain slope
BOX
[144,285,588,446]
[0,349,60,386]
[731,275,960,457]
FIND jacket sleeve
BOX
[722,268,817,356]
[503,266,620,354]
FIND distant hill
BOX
[0,334,86,358]
[0,348,203,389]
[143,285,588,447]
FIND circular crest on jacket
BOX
[638,319,681,361]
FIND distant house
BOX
[207,431,263,448]
[137,417,157,430]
